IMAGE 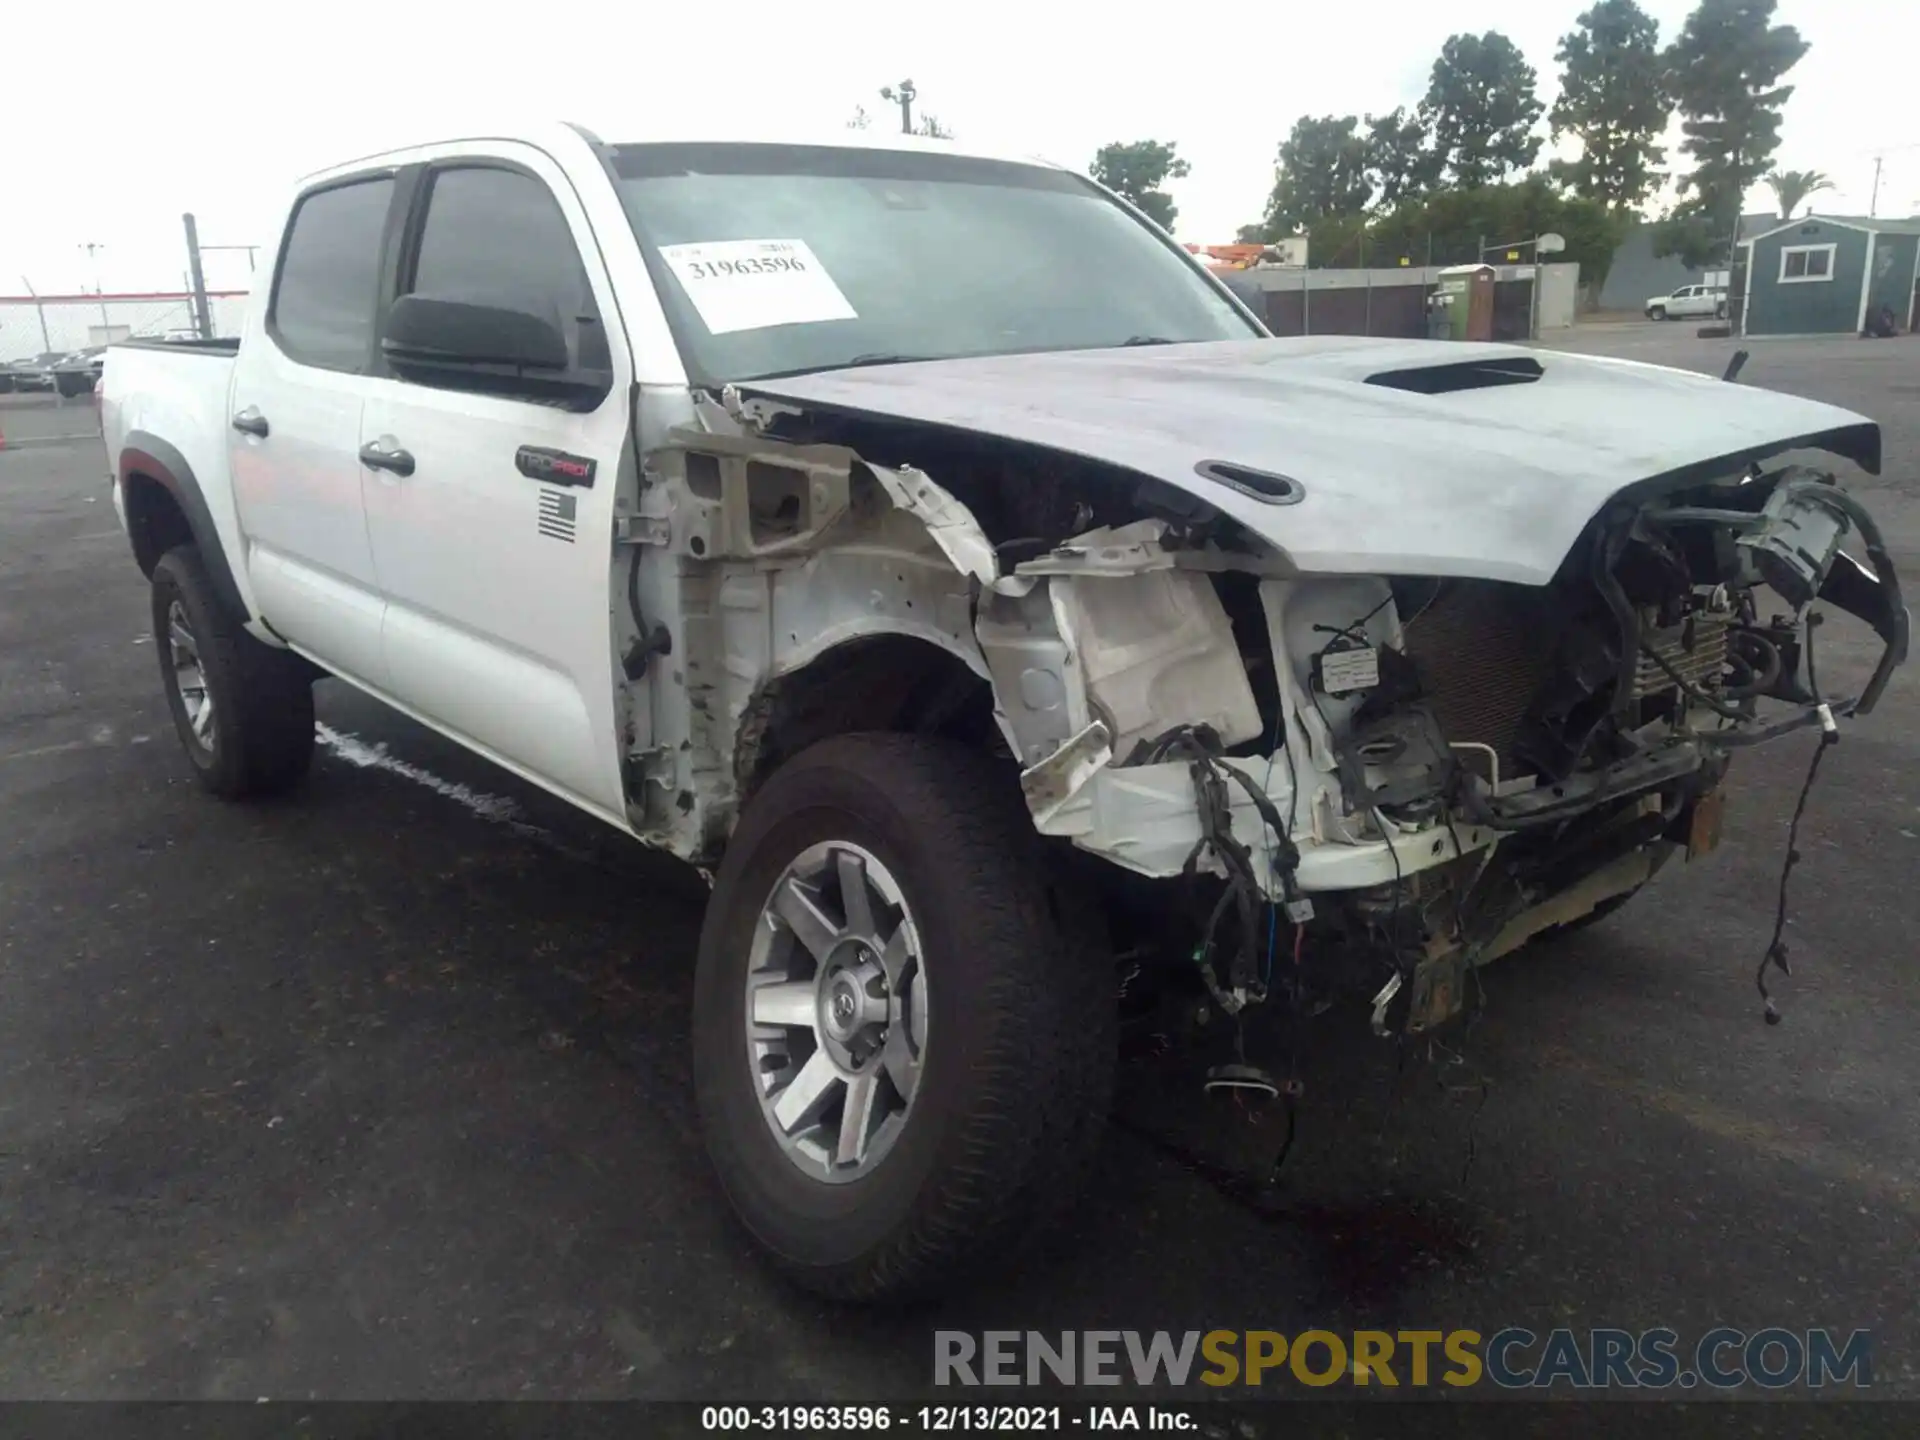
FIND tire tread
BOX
[700,733,1114,1302]
[152,545,313,799]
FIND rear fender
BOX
[118,430,252,624]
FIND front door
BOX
[357,150,632,822]
[229,172,397,687]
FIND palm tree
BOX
[1768,169,1834,219]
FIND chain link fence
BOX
[1,290,248,364]
[0,290,249,451]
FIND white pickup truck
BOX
[1645,283,1729,321]
[104,122,1906,1301]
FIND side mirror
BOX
[382,294,570,371]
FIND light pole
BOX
[879,80,916,135]
[79,242,109,333]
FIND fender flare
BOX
[119,430,251,622]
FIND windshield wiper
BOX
[840,352,933,369]
[727,353,934,384]
[1121,335,1178,346]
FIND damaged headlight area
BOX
[985,461,1905,1053]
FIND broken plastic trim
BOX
[1459,741,1705,830]
[1660,477,1906,714]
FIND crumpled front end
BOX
[975,464,1904,1036]
[697,364,1904,1044]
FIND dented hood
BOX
[741,337,1880,585]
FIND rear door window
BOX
[269,176,395,372]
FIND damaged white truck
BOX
[103,125,1907,1301]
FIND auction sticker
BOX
[658,239,857,335]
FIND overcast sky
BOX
[4,0,1914,296]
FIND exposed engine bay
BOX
[618,341,1907,1079]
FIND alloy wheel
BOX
[744,841,928,1183]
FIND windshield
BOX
[609,142,1260,384]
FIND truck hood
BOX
[740,337,1880,585]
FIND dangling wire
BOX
[1757,614,1836,1025]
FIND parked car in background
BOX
[4,353,67,392]
[1646,284,1727,321]
[52,347,106,397]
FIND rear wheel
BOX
[151,545,314,799]
[693,733,1114,1302]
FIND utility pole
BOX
[1869,154,1883,219]
[879,79,917,135]
[1721,146,1744,333]
[183,214,214,341]
[202,243,259,272]
[79,242,109,331]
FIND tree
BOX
[1767,167,1832,217]
[1663,0,1809,251]
[1294,178,1630,288]
[1364,108,1437,209]
[1549,0,1671,210]
[1648,212,1723,268]
[1259,115,1373,233]
[1091,140,1191,231]
[1421,32,1545,188]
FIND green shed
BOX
[1739,215,1920,336]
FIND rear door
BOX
[356,148,632,820]
[228,172,398,686]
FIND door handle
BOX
[231,407,269,438]
[358,439,416,478]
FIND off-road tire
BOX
[151,545,314,799]
[693,733,1115,1302]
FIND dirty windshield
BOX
[609,142,1258,385]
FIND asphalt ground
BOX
[2,329,1918,1421]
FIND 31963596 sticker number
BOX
[679,253,810,281]
[658,238,858,335]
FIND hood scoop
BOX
[1365,356,1543,395]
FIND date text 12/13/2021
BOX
[700,1405,1197,1432]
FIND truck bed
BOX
[114,336,241,357]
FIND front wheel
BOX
[693,734,1114,1302]
[1648,306,1668,321]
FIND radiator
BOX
[1399,582,1560,769]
